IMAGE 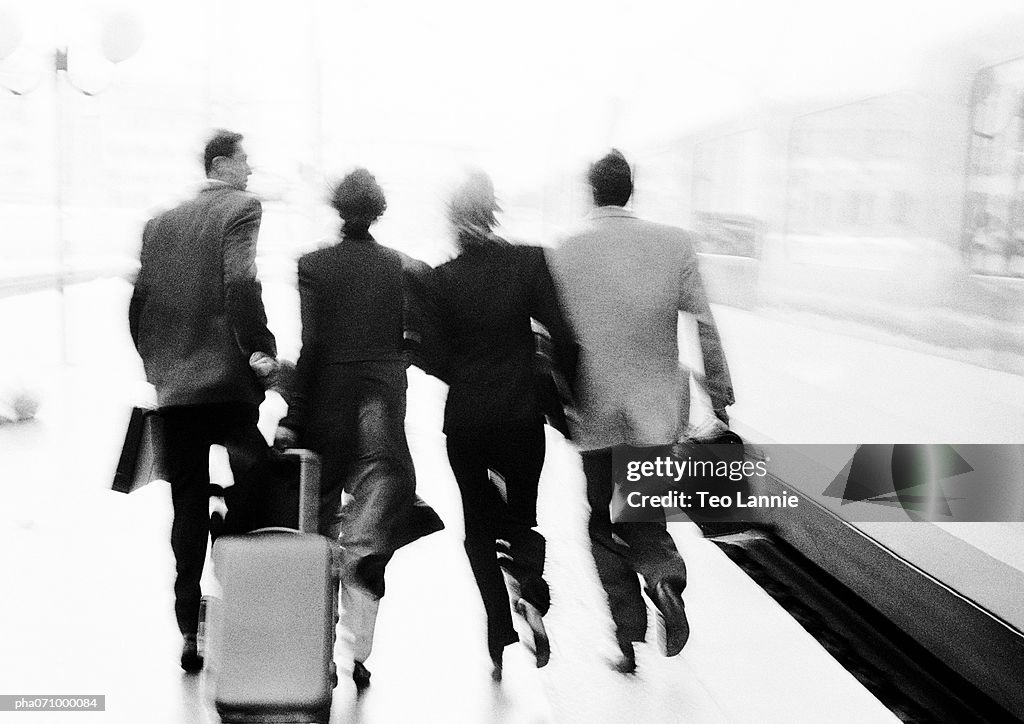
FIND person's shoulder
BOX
[150,192,198,221]
[556,217,604,247]
[296,244,335,272]
[503,240,544,262]
[638,216,690,236]
[394,248,432,276]
[432,252,470,290]
[375,242,408,264]
[224,189,262,213]
[432,255,460,279]
[144,197,195,237]
[146,206,172,227]
[369,242,422,278]
[200,185,261,215]
[522,245,555,278]
[625,215,696,248]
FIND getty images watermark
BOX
[0,696,104,711]
[611,443,783,523]
[610,443,1024,523]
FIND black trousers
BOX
[160,401,272,637]
[447,423,549,657]
[582,447,688,645]
[302,361,444,664]
[307,361,442,599]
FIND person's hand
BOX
[273,425,298,452]
[249,352,279,387]
[268,359,295,401]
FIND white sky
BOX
[3,0,1024,209]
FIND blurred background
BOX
[3,0,1023,422]
[3,2,1024,721]
[2,0,1023,263]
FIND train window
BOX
[691,130,761,257]
[963,57,1024,278]
[785,93,922,240]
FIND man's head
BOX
[329,168,387,229]
[204,130,250,191]
[588,149,632,207]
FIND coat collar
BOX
[588,205,635,220]
[341,229,376,243]
[200,180,235,193]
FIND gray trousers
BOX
[582,447,688,645]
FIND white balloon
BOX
[0,10,23,61]
[99,11,143,63]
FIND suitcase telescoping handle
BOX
[279,448,322,535]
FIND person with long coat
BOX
[276,168,444,690]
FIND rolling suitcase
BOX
[205,449,339,724]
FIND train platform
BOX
[0,277,901,723]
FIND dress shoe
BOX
[513,598,550,668]
[180,634,203,674]
[612,641,636,674]
[352,661,371,690]
[490,653,503,683]
[650,580,689,657]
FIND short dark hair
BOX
[204,130,244,175]
[588,149,632,207]
[329,168,387,224]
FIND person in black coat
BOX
[276,168,443,689]
[423,171,577,680]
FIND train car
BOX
[620,22,1024,719]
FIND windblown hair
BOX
[448,170,501,250]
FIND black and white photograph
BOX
[1,0,1023,721]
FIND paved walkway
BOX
[0,278,899,723]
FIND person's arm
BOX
[531,248,579,391]
[127,219,153,350]
[222,196,277,362]
[277,258,316,443]
[678,240,734,422]
[402,255,450,382]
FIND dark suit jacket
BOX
[282,231,420,436]
[428,241,577,437]
[129,183,277,408]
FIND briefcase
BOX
[112,406,164,494]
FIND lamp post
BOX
[1,11,142,364]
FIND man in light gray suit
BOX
[129,129,279,673]
[550,149,734,673]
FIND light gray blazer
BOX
[549,206,734,450]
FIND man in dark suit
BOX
[129,129,279,673]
